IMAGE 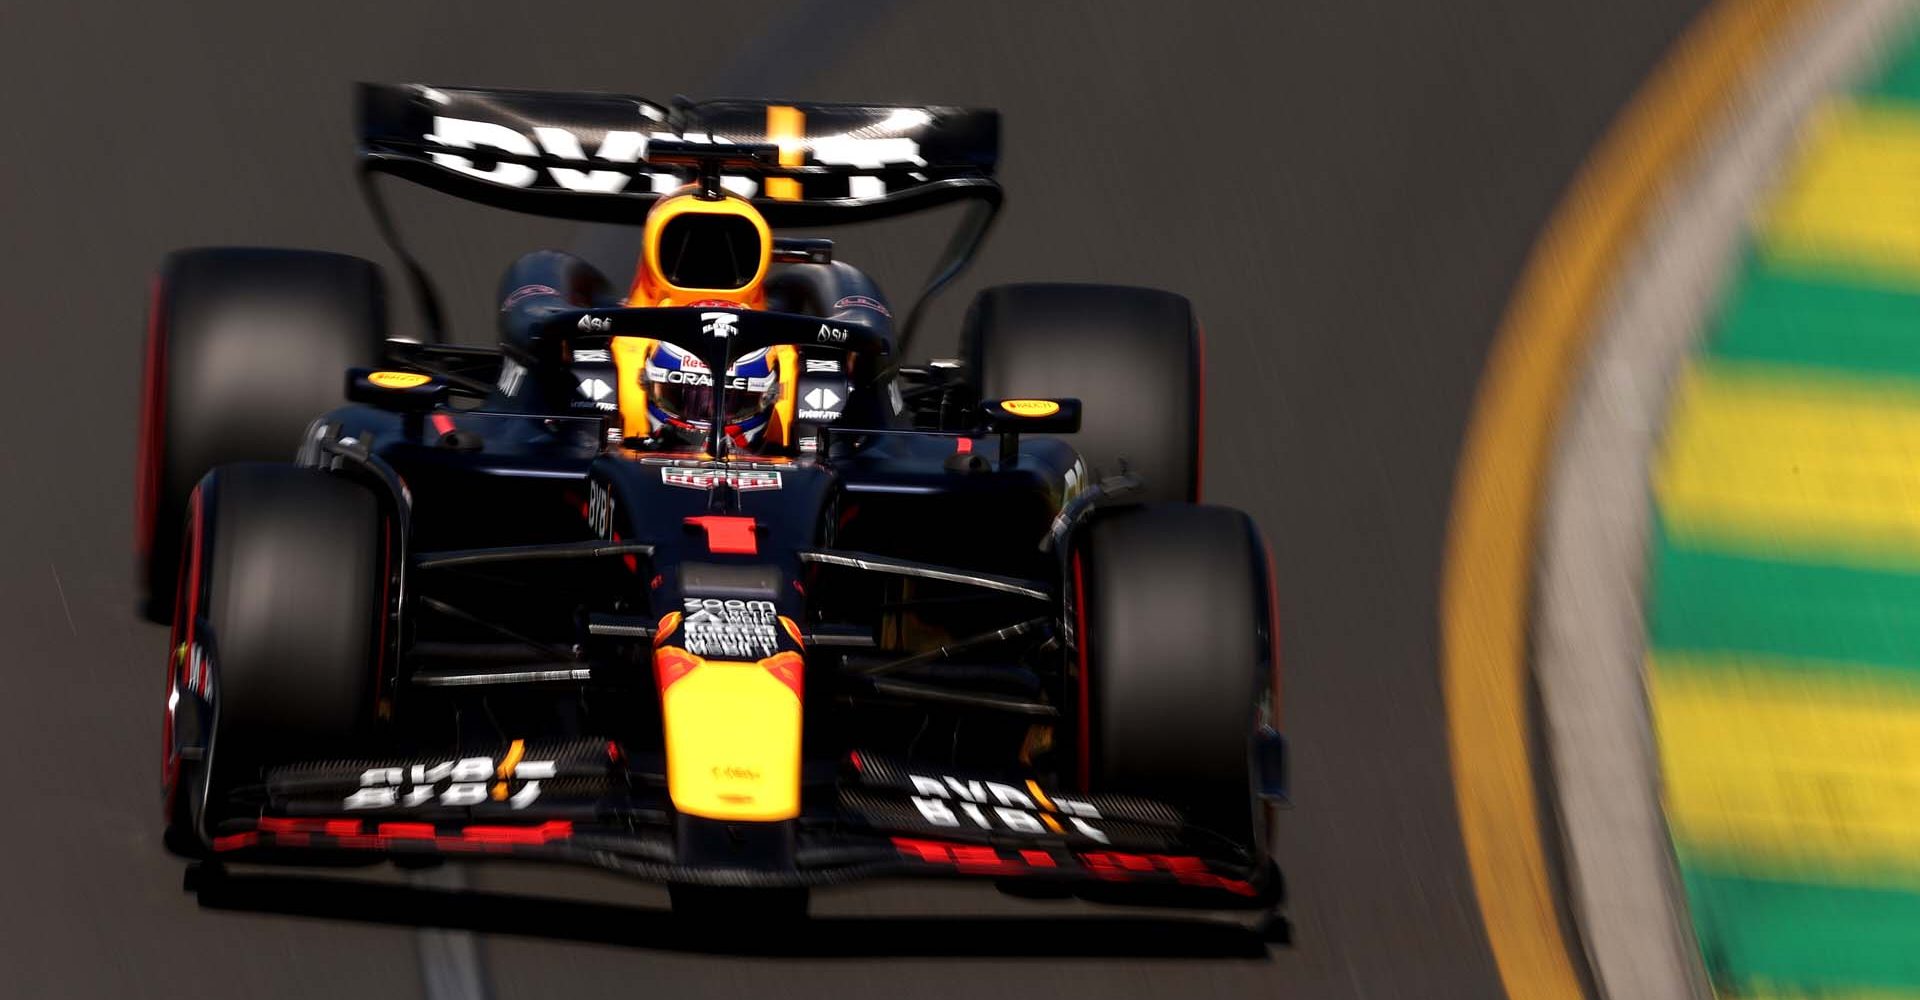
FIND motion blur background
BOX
[0,1,1816,997]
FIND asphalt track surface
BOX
[0,2,1706,997]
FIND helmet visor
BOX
[646,363,776,427]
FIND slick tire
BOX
[1072,503,1274,861]
[181,464,389,836]
[962,283,1201,504]
[139,248,389,623]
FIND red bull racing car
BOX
[136,84,1288,921]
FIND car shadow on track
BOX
[186,864,1279,959]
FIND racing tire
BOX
[963,283,1201,504]
[139,248,389,623]
[1071,503,1273,862]
[171,464,389,845]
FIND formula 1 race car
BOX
[137,84,1287,920]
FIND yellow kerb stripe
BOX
[1653,655,1920,884]
[1656,363,1920,565]
[1762,102,1920,282]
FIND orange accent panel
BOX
[765,105,805,201]
[627,192,772,307]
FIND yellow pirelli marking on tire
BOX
[1656,363,1920,564]
[1762,102,1920,281]
[1653,656,1920,883]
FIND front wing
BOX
[202,740,1273,907]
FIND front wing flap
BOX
[206,742,1270,905]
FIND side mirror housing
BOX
[979,397,1081,434]
[347,368,448,412]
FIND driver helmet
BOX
[640,342,785,447]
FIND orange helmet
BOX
[627,189,772,308]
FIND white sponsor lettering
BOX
[421,117,920,198]
[915,796,959,827]
[439,783,489,807]
[683,597,778,621]
[531,125,647,192]
[497,358,526,397]
[344,751,556,811]
[996,807,1046,834]
[652,368,774,392]
[426,116,539,186]
[702,312,739,337]
[681,598,780,659]
[944,776,988,803]
[660,468,782,492]
[1070,817,1111,844]
[986,781,1035,810]
[588,480,615,537]
[904,770,1110,841]
[1051,795,1101,819]
[811,134,925,170]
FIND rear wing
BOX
[358,83,999,226]
[356,83,1002,346]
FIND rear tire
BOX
[139,248,389,623]
[963,283,1201,503]
[177,464,389,840]
[1072,503,1273,861]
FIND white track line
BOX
[411,865,492,1000]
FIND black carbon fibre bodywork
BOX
[155,86,1282,912]
[162,330,1278,902]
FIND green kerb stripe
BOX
[1859,20,1920,107]
[1681,859,1920,994]
[1707,251,1920,381]
[1650,518,1920,675]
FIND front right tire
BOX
[1071,503,1275,862]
